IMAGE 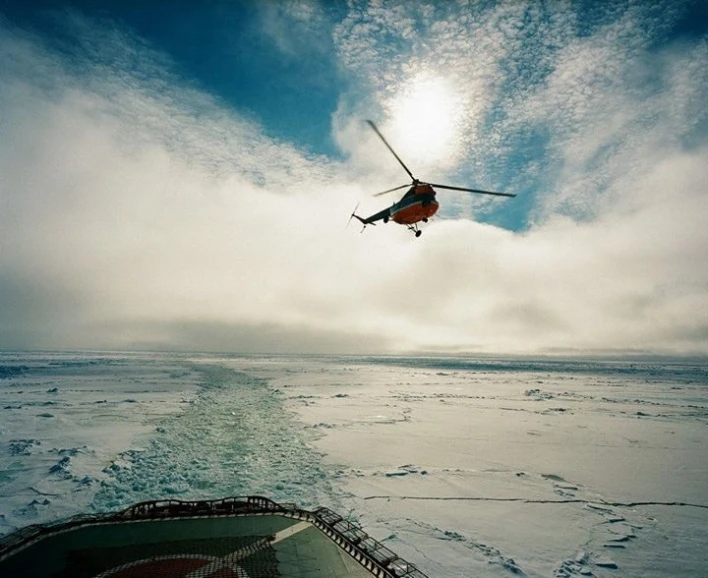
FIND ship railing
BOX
[306,506,429,578]
[1,496,429,577]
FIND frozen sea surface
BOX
[1,351,707,577]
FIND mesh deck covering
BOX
[0,496,429,578]
[65,534,280,577]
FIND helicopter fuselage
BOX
[390,184,439,225]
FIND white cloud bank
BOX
[0,7,706,356]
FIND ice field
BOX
[1,351,707,577]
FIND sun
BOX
[386,74,464,170]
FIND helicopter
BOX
[350,120,516,237]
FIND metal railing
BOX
[0,496,429,577]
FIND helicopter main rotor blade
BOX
[428,183,516,197]
[373,183,410,197]
[366,120,416,182]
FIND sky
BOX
[0,0,707,356]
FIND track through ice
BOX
[91,364,337,513]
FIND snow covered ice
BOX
[1,351,707,577]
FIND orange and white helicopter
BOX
[350,120,516,237]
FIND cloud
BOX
[256,0,332,59]
[0,15,355,346]
[0,6,706,356]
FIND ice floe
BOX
[1,351,707,577]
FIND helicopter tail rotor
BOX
[347,203,375,233]
[346,203,360,228]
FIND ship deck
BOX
[0,496,428,578]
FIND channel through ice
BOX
[1,351,707,577]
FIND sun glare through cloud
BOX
[386,74,463,171]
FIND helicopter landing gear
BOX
[407,224,422,237]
